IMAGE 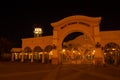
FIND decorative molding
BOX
[51,15,101,28]
[60,21,90,29]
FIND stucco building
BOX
[11,15,120,65]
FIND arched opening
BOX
[33,46,43,63]
[63,32,83,43]
[103,42,120,65]
[44,45,53,63]
[24,47,32,62]
[51,15,101,64]
[11,48,22,62]
[61,32,95,64]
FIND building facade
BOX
[11,15,120,65]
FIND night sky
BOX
[0,1,120,47]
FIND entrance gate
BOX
[60,34,95,64]
[51,15,103,64]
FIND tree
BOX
[0,37,13,60]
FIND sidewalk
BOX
[0,63,120,80]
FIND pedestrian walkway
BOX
[0,63,120,80]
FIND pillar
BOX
[58,47,62,64]
[11,53,14,62]
[94,48,105,65]
[42,51,44,63]
[52,49,59,64]
[93,25,104,65]
[31,52,33,63]
[52,30,59,64]
[21,52,24,62]
[114,52,118,65]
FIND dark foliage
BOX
[0,38,13,60]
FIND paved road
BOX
[0,62,120,80]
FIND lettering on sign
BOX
[61,21,90,29]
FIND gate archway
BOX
[61,32,95,64]
[51,15,102,64]
[103,42,120,65]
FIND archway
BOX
[11,48,22,62]
[103,42,120,65]
[24,47,32,62]
[51,15,102,64]
[61,32,95,64]
[33,46,43,63]
[44,45,53,63]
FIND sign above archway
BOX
[51,15,101,30]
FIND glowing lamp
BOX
[34,27,43,37]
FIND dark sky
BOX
[0,1,120,47]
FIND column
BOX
[52,30,59,64]
[21,52,24,62]
[58,46,62,64]
[42,51,44,63]
[31,52,33,63]
[52,49,59,64]
[93,25,104,65]
[114,52,118,65]
[94,47,105,65]
[11,53,14,62]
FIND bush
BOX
[0,53,11,61]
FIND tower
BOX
[33,24,43,37]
